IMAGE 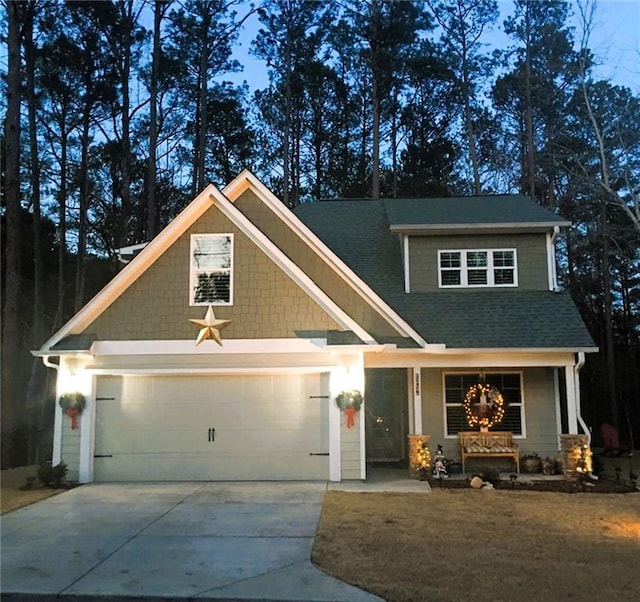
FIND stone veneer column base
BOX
[560,434,590,479]
[407,435,431,479]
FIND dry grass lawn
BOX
[312,489,640,602]
[1,465,66,515]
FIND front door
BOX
[365,368,407,462]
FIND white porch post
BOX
[329,352,365,482]
[356,354,366,480]
[78,375,97,484]
[329,369,342,482]
[553,369,562,450]
[564,364,579,434]
[412,366,423,435]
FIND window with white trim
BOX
[438,249,517,287]
[444,372,524,436]
[190,234,233,305]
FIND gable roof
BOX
[295,199,596,351]
[223,171,429,347]
[37,179,385,352]
[37,172,431,354]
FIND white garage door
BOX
[94,373,330,481]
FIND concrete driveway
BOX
[1,482,382,601]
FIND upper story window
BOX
[438,249,517,288]
[190,234,233,305]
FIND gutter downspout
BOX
[41,355,63,465]
[574,352,590,445]
[548,226,560,291]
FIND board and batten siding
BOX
[408,233,549,292]
[419,367,560,462]
[60,418,81,482]
[519,367,560,456]
[340,418,362,479]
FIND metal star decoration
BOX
[189,305,232,346]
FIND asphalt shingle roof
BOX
[382,195,570,229]
[295,198,595,349]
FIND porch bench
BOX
[458,431,520,474]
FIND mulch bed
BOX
[429,475,638,493]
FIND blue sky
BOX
[579,0,639,87]
[231,0,639,91]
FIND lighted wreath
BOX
[335,390,363,429]
[462,383,505,429]
[59,392,86,430]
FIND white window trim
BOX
[442,371,526,439]
[189,233,234,306]
[438,248,518,288]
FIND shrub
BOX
[38,461,68,488]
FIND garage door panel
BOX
[94,373,329,481]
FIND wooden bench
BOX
[458,431,520,474]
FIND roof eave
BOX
[424,346,599,354]
[389,221,571,235]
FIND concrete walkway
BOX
[1,482,383,601]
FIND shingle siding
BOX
[408,233,549,292]
[84,203,340,340]
[237,192,401,339]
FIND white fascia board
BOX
[39,184,219,352]
[222,171,428,347]
[324,344,391,353]
[88,366,334,376]
[210,189,377,345]
[389,221,570,234]
[92,338,330,355]
[364,348,591,369]
[425,346,600,355]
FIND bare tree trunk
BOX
[24,1,43,344]
[24,0,49,465]
[601,201,618,430]
[147,0,166,238]
[117,0,134,247]
[463,81,481,195]
[2,0,24,448]
[371,73,380,199]
[282,35,292,207]
[195,9,211,195]
[523,6,536,201]
[370,0,380,200]
[57,123,68,327]
[75,107,91,312]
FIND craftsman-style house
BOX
[35,171,596,482]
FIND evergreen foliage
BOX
[1,0,638,466]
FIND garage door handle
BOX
[309,452,329,456]
[208,427,215,442]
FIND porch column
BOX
[564,364,579,434]
[329,369,343,482]
[412,366,423,435]
[553,369,562,449]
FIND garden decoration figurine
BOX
[432,444,448,479]
[58,392,86,430]
[335,390,363,429]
